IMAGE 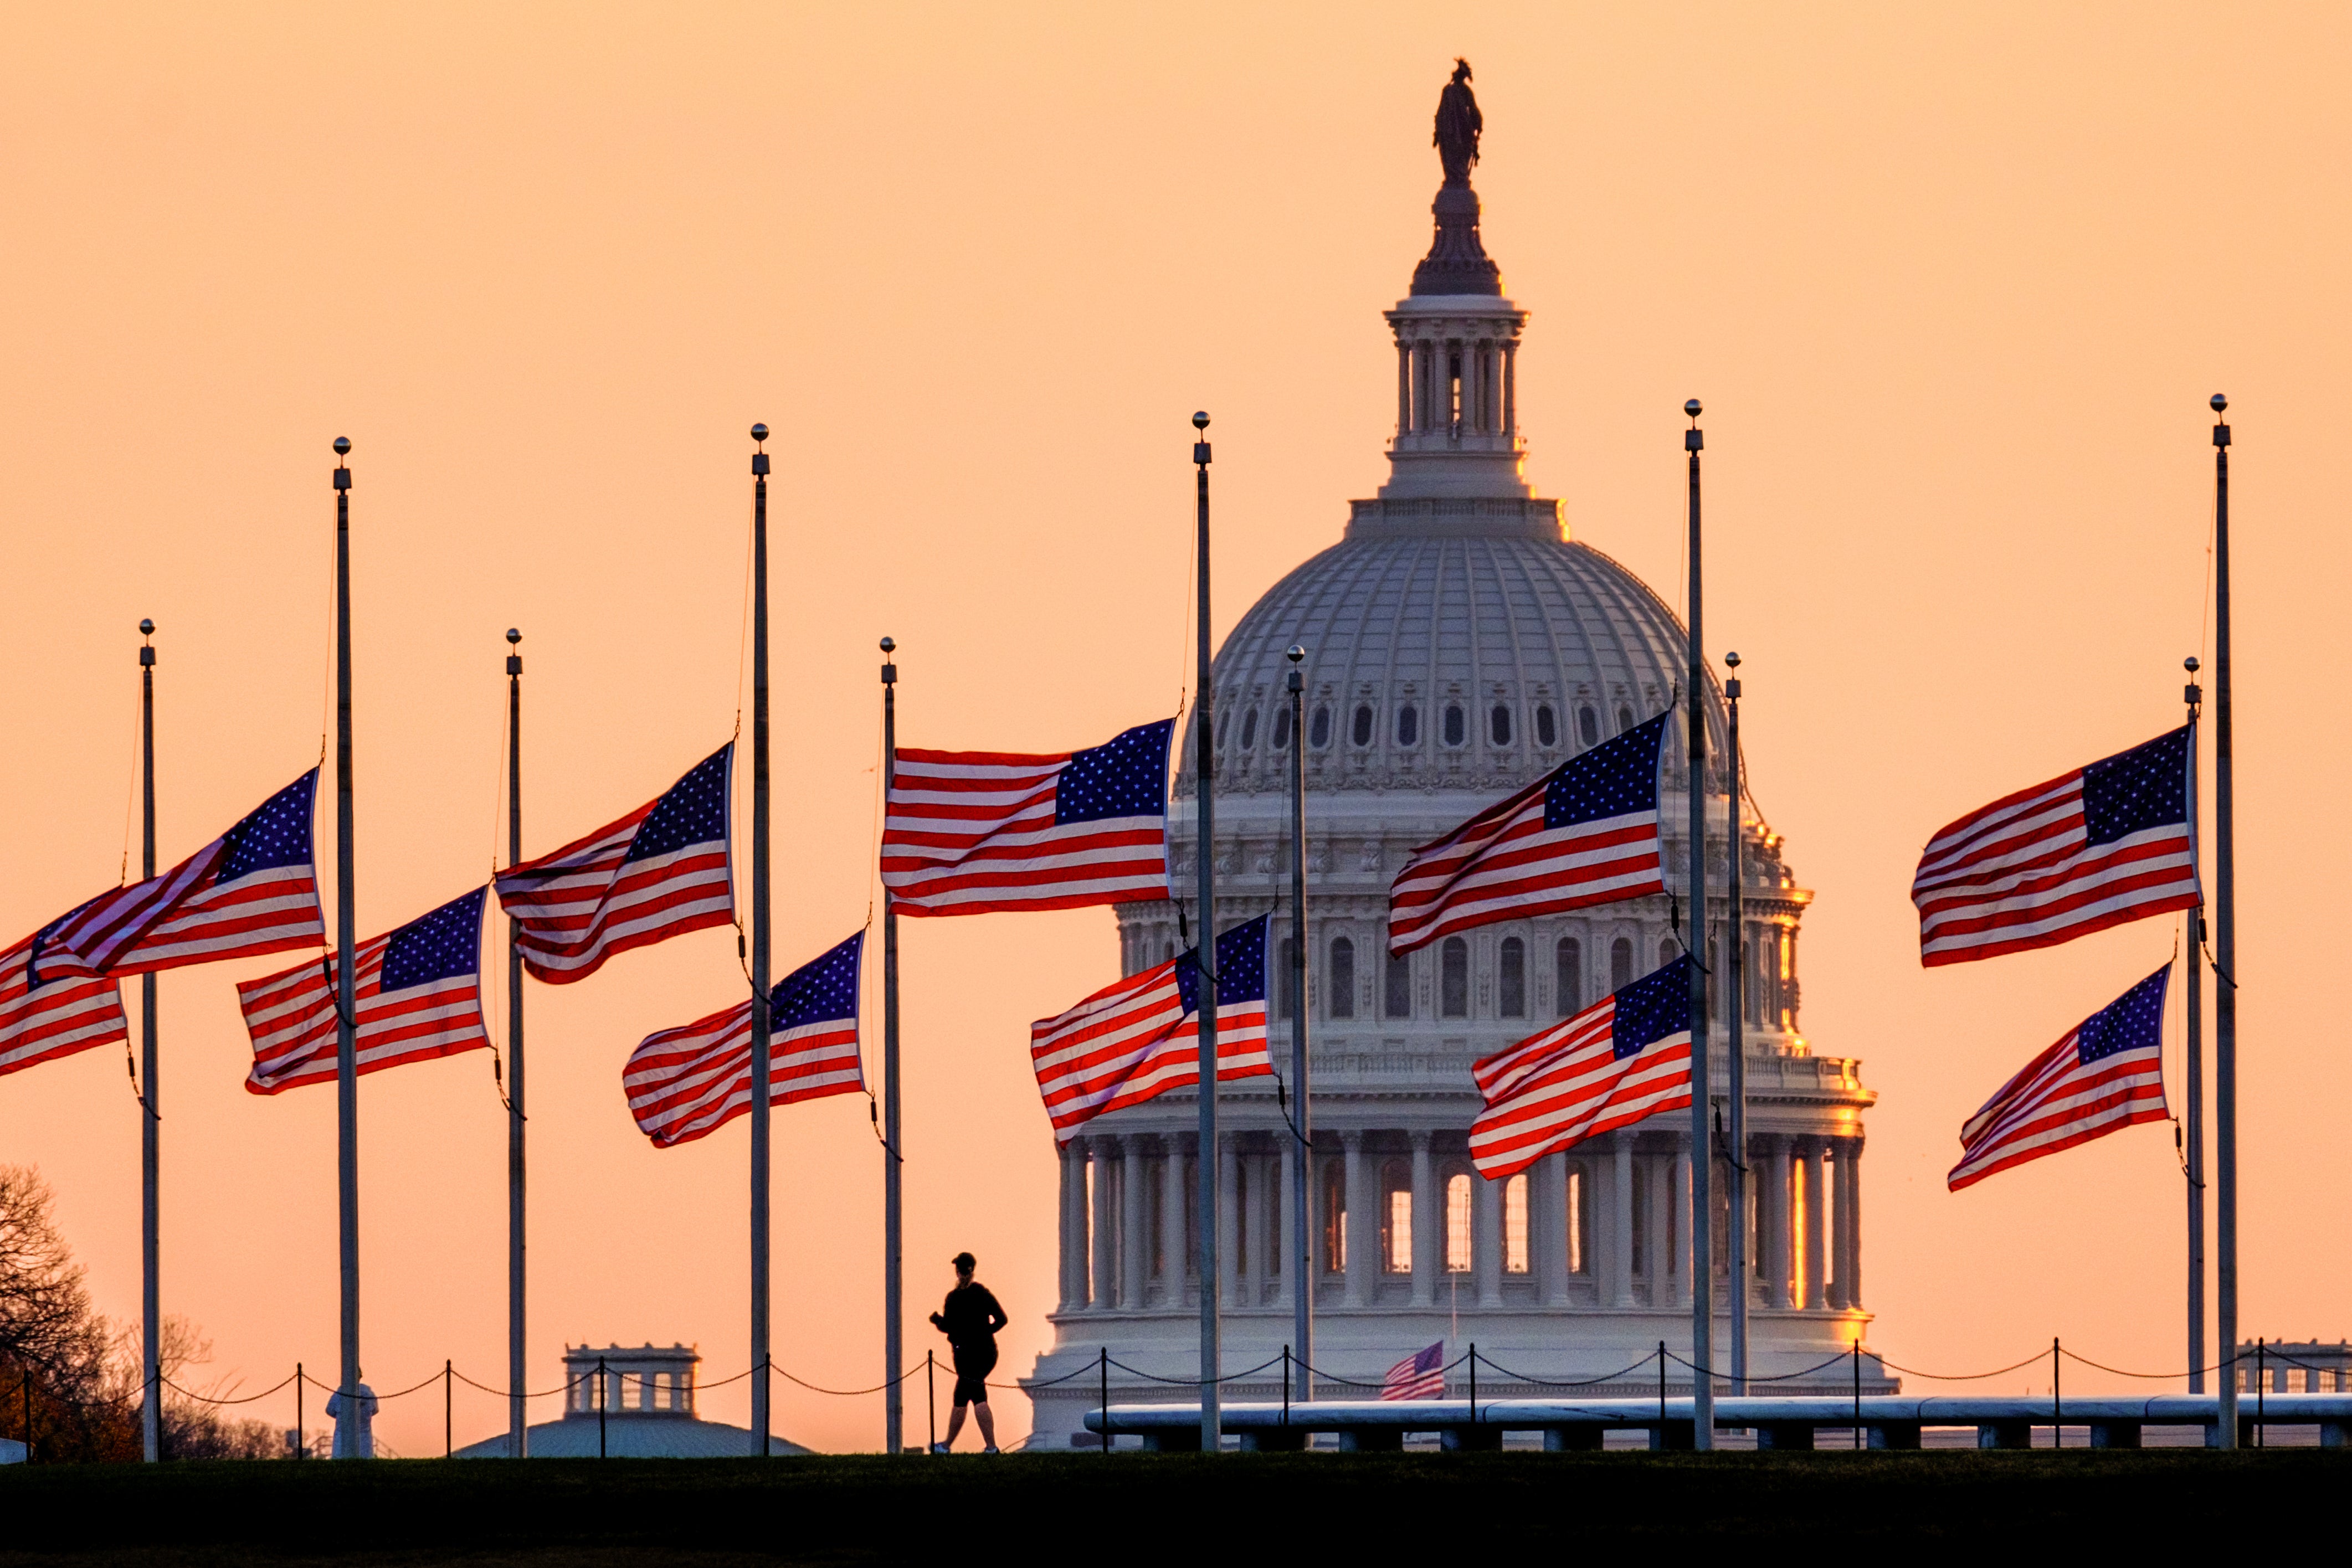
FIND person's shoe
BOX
[983,1444,1000,1454]
[930,1442,950,1454]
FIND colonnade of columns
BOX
[1392,333,1518,441]
[1054,1127,1864,1318]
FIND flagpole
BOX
[332,435,361,1457]
[749,423,774,1457]
[1285,642,1312,1406]
[1723,650,1745,1397]
[1191,411,1221,1454]
[1682,399,1714,1449]
[505,628,527,1457]
[2209,394,2238,1448]
[880,635,903,1456]
[2182,655,2205,1395]
[138,619,160,1464]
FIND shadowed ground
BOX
[0,1451,2337,1564]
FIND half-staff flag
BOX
[1467,954,1693,1180]
[49,770,324,976]
[1029,913,1272,1139]
[1388,712,1668,956]
[494,744,735,984]
[623,929,865,1148]
[0,903,128,1078]
[882,719,1173,917]
[1948,964,2171,1191]
[1911,727,2199,967]
[237,887,490,1094]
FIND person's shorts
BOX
[952,1344,998,1405]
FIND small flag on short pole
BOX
[1382,1342,1445,1401]
[623,930,866,1148]
[238,887,491,1093]
[1948,964,2171,1191]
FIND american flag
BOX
[494,744,735,984]
[882,719,1173,917]
[1382,1341,1447,1401]
[1467,955,1694,1180]
[48,770,324,976]
[622,930,865,1148]
[1388,712,1667,956]
[1912,727,2199,968]
[0,902,127,1079]
[1029,913,1271,1138]
[237,886,490,1094]
[1948,964,2171,1191]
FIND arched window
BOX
[1659,938,1679,969]
[1271,706,1292,749]
[1322,1159,1347,1274]
[1490,705,1512,746]
[1216,710,1233,748]
[1504,1174,1530,1274]
[1610,937,1634,992]
[1555,937,1583,1016]
[1565,1162,1590,1274]
[1443,1171,1473,1273]
[1442,704,1466,746]
[1396,705,1419,746]
[1578,706,1600,747]
[1352,704,1374,747]
[1616,705,1635,734]
[1310,705,1332,749]
[1384,946,1413,1019]
[1535,704,1558,747]
[1440,937,1470,1017]
[1380,1160,1413,1273]
[1499,937,1526,1017]
[1240,708,1258,749]
[1328,935,1355,1019]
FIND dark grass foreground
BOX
[0,1450,2338,1565]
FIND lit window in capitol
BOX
[1323,1162,1346,1273]
[1382,1163,1411,1272]
[1504,1175,1529,1273]
[1444,1173,1472,1272]
[1565,1165,1588,1274]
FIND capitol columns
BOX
[1609,1137,1636,1309]
[1538,1152,1571,1307]
[1090,1137,1118,1314]
[1160,1138,1188,1303]
[1058,1139,1089,1310]
[1341,1130,1374,1308]
[1801,1139,1827,1311]
[1409,1133,1436,1307]
[1836,1137,1863,1311]
[1119,1137,1148,1312]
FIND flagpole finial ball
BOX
[1192,411,1210,430]
[750,423,769,444]
[879,636,896,654]
[506,628,521,645]
[1724,650,1740,669]
[1287,644,1306,664]
[2210,394,2227,414]
[2185,655,2200,673]
[332,436,350,457]
[139,619,154,637]
[1683,399,1702,420]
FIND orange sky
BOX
[3,3,2348,1456]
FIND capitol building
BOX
[1023,86,1888,1447]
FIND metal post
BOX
[926,1350,936,1453]
[1098,1346,1108,1456]
[880,637,903,1455]
[1468,1344,1476,1426]
[2183,659,2204,1395]
[444,1359,452,1458]
[2210,395,2238,1449]
[295,1363,302,1460]
[1285,643,1312,1405]
[505,629,526,1459]
[2052,1336,2061,1443]
[748,424,774,1458]
[1682,400,1714,1448]
[1724,650,1745,1397]
[1657,1340,1666,1435]
[2255,1338,2264,1444]
[1281,1346,1290,1427]
[1850,1340,1860,1448]
[331,437,361,1457]
[597,1355,607,1459]
[1191,412,1222,1453]
[137,620,160,1464]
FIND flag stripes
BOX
[1029,914,1271,1138]
[0,907,127,1079]
[1468,955,1694,1180]
[494,744,735,984]
[1948,964,2171,1191]
[1913,727,2199,967]
[1383,1341,1446,1401]
[623,930,865,1148]
[882,719,1173,917]
[1388,713,1667,956]
[237,887,490,1094]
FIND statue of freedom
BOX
[1435,58,1482,184]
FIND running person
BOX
[928,1252,1008,1452]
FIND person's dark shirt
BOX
[930,1281,1008,1351]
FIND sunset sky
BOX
[3,4,2348,1456]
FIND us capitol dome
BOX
[1023,75,1886,1448]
